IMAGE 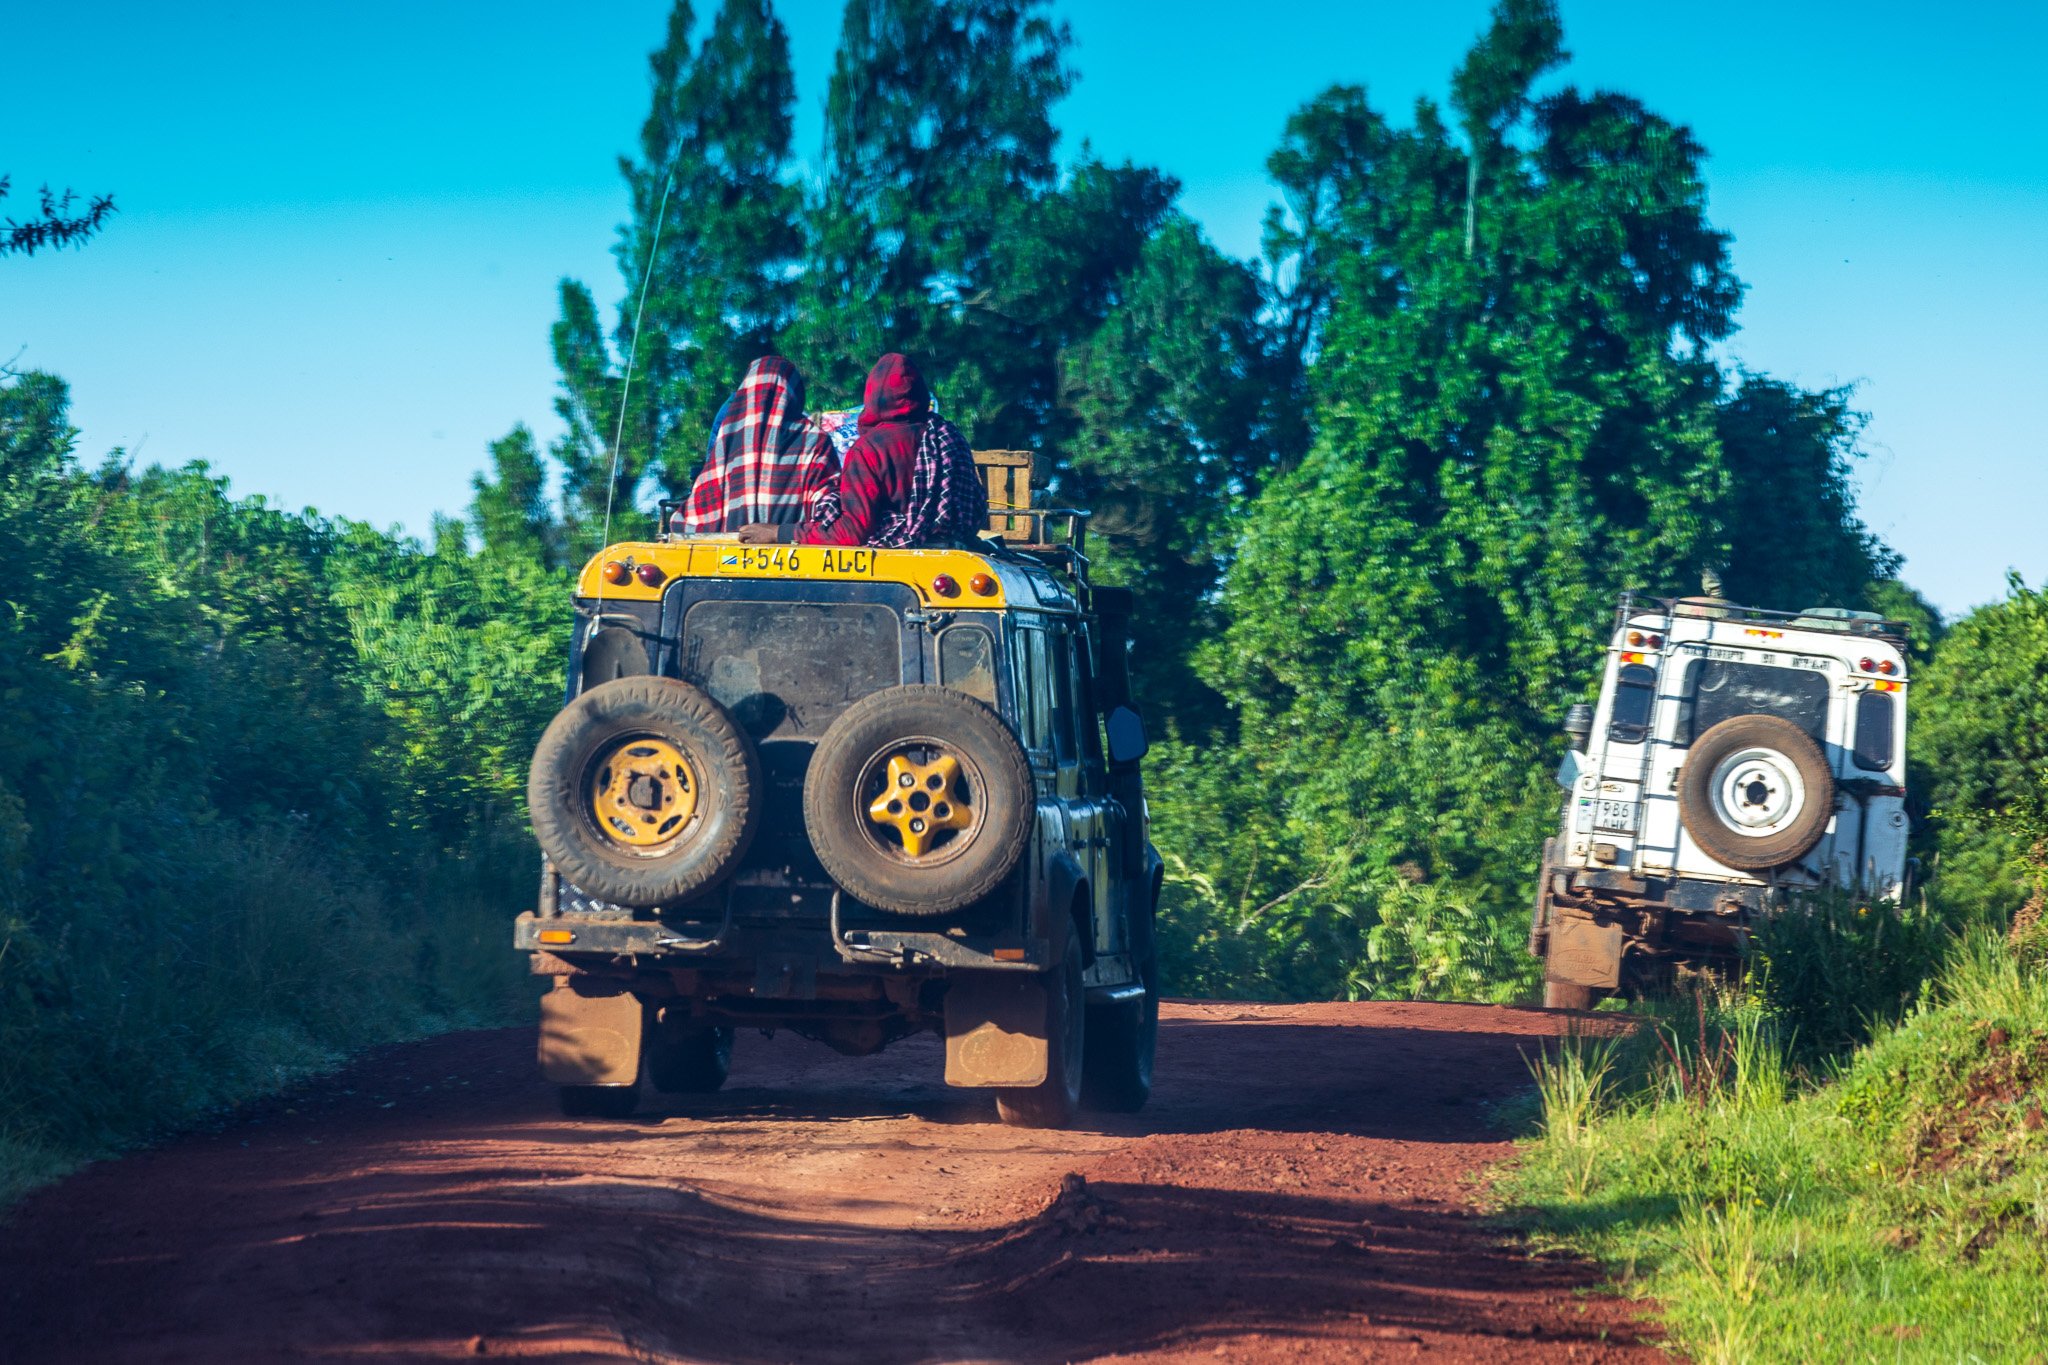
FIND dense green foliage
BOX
[0,373,541,1199]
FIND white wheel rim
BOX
[1709,746,1806,839]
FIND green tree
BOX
[791,0,1073,430]
[469,425,561,568]
[1914,574,2048,917]
[1062,214,1269,729]
[1177,0,1897,994]
[549,0,803,541]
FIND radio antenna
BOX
[592,165,676,610]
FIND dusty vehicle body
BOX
[1530,591,1911,1007]
[516,456,1162,1126]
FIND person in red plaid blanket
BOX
[675,356,838,534]
[737,352,986,548]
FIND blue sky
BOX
[6,1,2044,617]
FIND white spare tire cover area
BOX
[1677,714,1835,872]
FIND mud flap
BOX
[1545,910,1623,991]
[944,974,1049,1088]
[538,979,643,1086]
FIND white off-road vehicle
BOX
[1529,588,1911,1008]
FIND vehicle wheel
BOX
[1082,898,1157,1113]
[1542,980,1599,1011]
[646,1021,733,1094]
[805,685,1033,916]
[528,677,761,909]
[996,912,1085,1128]
[558,1083,641,1119]
[1677,714,1834,872]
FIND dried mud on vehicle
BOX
[1,1001,1660,1363]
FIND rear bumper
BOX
[513,911,1047,973]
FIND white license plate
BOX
[1593,799,1637,833]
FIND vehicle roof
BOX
[573,537,1079,613]
[1619,592,1910,651]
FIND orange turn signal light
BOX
[992,947,1027,961]
[537,929,576,945]
[601,561,630,586]
[969,573,997,596]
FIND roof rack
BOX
[974,450,1092,606]
[1616,588,1910,646]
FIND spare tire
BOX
[1677,714,1834,872]
[528,676,761,908]
[804,685,1033,916]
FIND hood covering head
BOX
[859,352,932,429]
[681,356,836,532]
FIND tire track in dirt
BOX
[0,1001,1659,1362]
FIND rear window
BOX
[1679,659,1829,746]
[679,601,900,738]
[1853,691,1896,771]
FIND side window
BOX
[1048,628,1080,766]
[1853,692,1896,771]
[1011,624,1054,756]
[1607,663,1657,744]
[937,625,997,706]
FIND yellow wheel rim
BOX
[866,750,975,858]
[590,737,698,849]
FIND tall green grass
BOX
[1504,932,2048,1362]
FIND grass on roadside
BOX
[1502,934,2048,1364]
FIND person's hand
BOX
[735,524,779,544]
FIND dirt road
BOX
[1,1001,1658,1363]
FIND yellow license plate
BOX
[713,545,876,578]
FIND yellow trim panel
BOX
[575,539,1009,607]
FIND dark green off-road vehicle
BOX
[516,453,1162,1127]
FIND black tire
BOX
[1542,980,1599,1011]
[646,1021,733,1094]
[528,677,762,909]
[1083,895,1158,1113]
[558,1083,641,1119]
[1677,714,1834,872]
[996,910,1085,1128]
[804,685,1033,917]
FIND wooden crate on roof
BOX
[972,449,1038,538]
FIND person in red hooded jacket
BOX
[738,352,983,548]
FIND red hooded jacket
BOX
[792,353,930,547]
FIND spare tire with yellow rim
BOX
[528,676,762,908]
[804,685,1034,916]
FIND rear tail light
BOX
[601,560,630,585]
[968,573,997,596]
[635,563,665,587]
[931,574,959,598]
[1878,659,1896,675]
[1859,657,1876,672]
[1647,634,1663,649]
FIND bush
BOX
[0,372,549,1200]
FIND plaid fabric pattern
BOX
[866,416,988,548]
[680,357,837,534]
